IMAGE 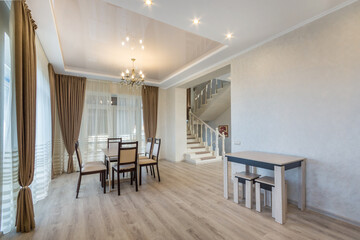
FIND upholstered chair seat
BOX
[139,159,157,165]
[112,164,135,171]
[81,164,106,173]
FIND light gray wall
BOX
[157,87,187,162]
[207,107,231,154]
[230,2,360,224]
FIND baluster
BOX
[215,79,218,94]
[215,128,219,157]
[210,130,213,152]
[205,126,208,147]
[222,134,226,159]
[205,85,208,104]
[200,123,203,143]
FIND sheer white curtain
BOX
[78,80,144,166]
[30,37,52,204]
[1,1,19,234]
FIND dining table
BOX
[224,151,306,224]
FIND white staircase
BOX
[193,79,230,121]
[185,111,225,165]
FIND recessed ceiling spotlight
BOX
[193,18,200,25]
[121,41,125,46]
[145,0,152,6]
[139,39,143,44]
[226,33,233,39]
[141,45,145,50]
[126,36,130,42]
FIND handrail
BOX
[188,110,226,159]
[193,79,228,112]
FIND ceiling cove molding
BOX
[47,0,225,85]
[159,45,228,84]
[160,0,358,89]
[64,66,160,86]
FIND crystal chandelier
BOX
[120,58,145,87]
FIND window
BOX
[78,81,145,165]
[1,1,19,234]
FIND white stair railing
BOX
[193,79,227,112]
[188,110,226,160]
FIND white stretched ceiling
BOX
[28,0,354,88]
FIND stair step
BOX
[195,151,211,155]
[187,137,195,139]
[187,142,200,144]
[190,147,205,149]
[201,156,217,161]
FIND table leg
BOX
[274,165,286,224]
[298,160,306,210]
[224,156,228,199]
[108,160,112,191]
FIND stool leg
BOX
[255,182,261,212]
[233,177,239,204]
[285,182,288,213]
[240,183,245,200]
[272,186,276,218]
[245,180,252,209]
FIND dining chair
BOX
[111,141,138,195]
[139,138,161,185]
[105,138,122,178]
[75,141,106,198]
[139,137,153,175]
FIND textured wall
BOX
[157,87,187,162]
[230,2,360,224]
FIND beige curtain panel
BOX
[55,74,86,173]
[48,64,56,178]
[141,86,159,139]
[14,0,37,233]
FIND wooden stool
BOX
[233,172,260,209]
[255,176,287,218]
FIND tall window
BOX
[30,37,52,204]
[1,1,19,234]
[78,80,145,166]
[1,2,52,232]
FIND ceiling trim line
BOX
[159,44,228,84]
[64,66,160,86]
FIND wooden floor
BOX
[4,160,360,240]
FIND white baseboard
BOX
[287,199,360,227]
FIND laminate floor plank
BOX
[4,160,360,240]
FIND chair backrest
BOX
[117,141,138,165]
[151,138,161,162]
[145,137,153,157]
[75,141,82,172]
[107,138,122,149]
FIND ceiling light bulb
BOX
[141,45,145,50]
[132,75,135,79]
[139,39,143,44]
[141,74,145,79]
[145,0,152,6]
[139,70,143,75]
[126,69,129,74]
[126,37,130,41]
[121,72,125,77]
[121,42,125,46]
[226,33,233,39]
[193,18,200,25]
